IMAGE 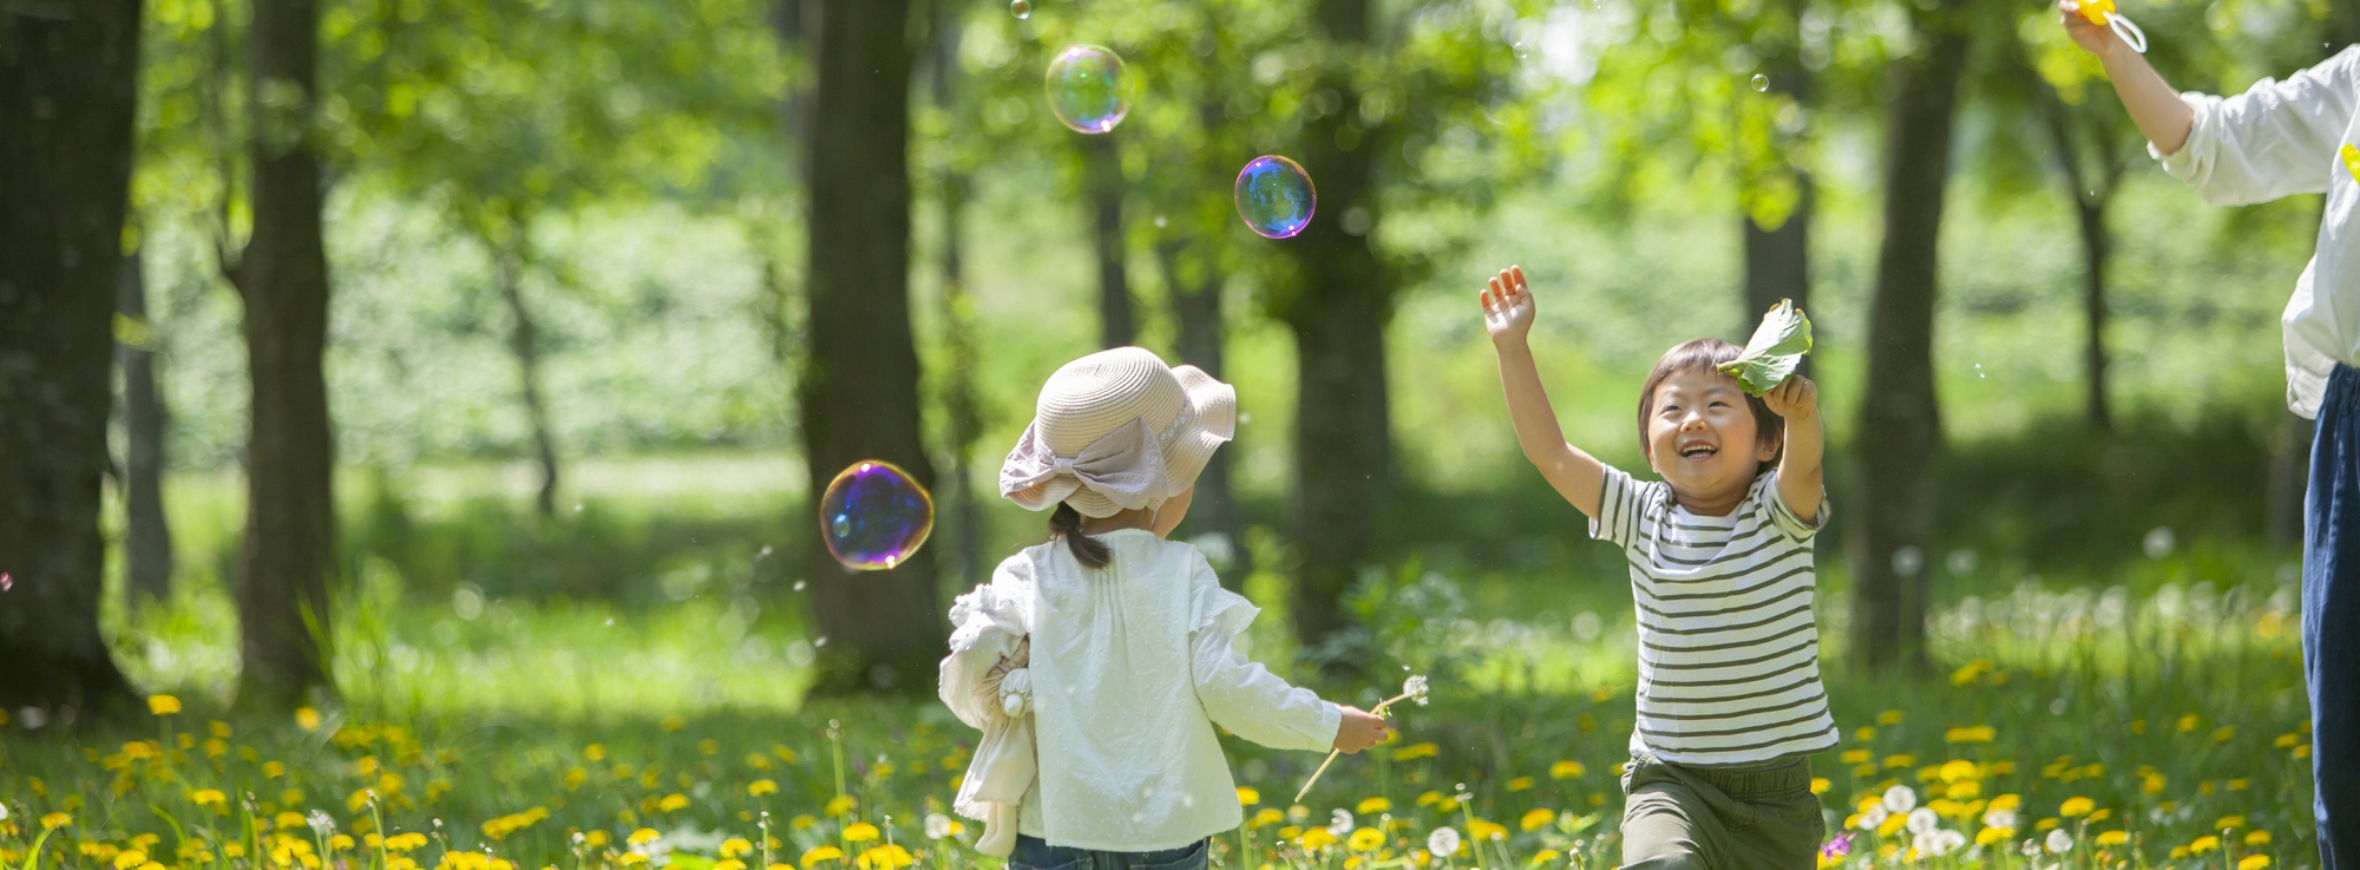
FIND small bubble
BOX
[1011,0,1029,18]
[1153,215,1168,228]
[2143,526,2176,559]
[0,572,10,592]
[1045,45,1132,134]
[1235,155,1316,239]
[793,580,808,591]
[821,461,934,570]
[814,636,829,648]
[1752,73,1770,92]
[1974,363,1986,379]
[1512,41,1531,59]
[758,545,774,559]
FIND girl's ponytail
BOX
[1049,503,1114,570]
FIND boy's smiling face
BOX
[1644,367,1778,512]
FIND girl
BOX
[939,346,1391,870]
[1479,267,1833,870]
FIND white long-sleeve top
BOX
[941,530,1341,852]
[2154,46,2360,418]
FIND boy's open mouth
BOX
[1678,442,1718,460]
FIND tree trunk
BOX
[230,0,336,708]
[2072,197,2112,432]
[1743,65,1813,354]
[495,237,561,517]
[119,248,177,610]
[931,0,984,588]
[1088,133,1134,348]
[0,0,144,715]
[1159,237,1248,585]
[1281,0,1388,658]
[1851,8,1971,672]
[802,0,942,694]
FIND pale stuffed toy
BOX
[938,585,1036,857]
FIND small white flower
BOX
[1427,827,1461,858]
[925,813,954,840]
[1328,809,1355,836]
[1404,675,1431,706]
[1856,806,1890,831]
[307,810,335,836]
[1982,808,2018,831]
[2045,830,2073,854]
[1907,808,1939,835]
[1882,785,1917,815]
[2020,840,2044,858]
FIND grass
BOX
[3,538,2320,870]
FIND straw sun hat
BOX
[998,347,1236,519]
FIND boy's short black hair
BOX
[1637,338,1784,473]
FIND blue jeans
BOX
[1009,836,1209,870]
[2307,364,2360,870]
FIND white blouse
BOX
[940,530,1341,852]
[2155,46,2360,418]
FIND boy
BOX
[1480,266,1833,870]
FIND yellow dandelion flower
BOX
[825,796,857,817]
[749,780,779,797]
[1883,754,1916,769]
[802,846,846,868]
[2096,831,2128,846]
[295,707,322,731]
[1299,829,1338,851]
[192,788,227,807]
[855,845,913,870]
[1392,743,1439,761]
[721,839,755,859]
[2241,857,2272,870]
[717,862,748,870]
[2060,797,2094,818]
[1349,829,1386,852]
[791,815,818,830]
[1877,710,1904,725]
[1506,777,1534,792]
[2142,773,2167,795]
[2177,714,2200,732]
[330,835,354,852]
[1237,788,1261,806]
[1357,797,1389,814]
[844,824,881,843]
[1839,750,1871,765]
[660,716,687,733]
[1811,778,1831,795]
[1976,829,2012,847]
[1416,791,1443,807]
[1945,781,1980,800]
[1945,726,1997,744]
[2171,847,2190,860]
[2230,778,2251,792]
[276,812,307,830]
[2191,836,2221,854]
[1530,850,1562,866]
[148,696,181,716]
[1550,760,1586,779]
[627,829,661,847]
[1471,820,1507,842]
[115,850,150,869]
[1248,808,1285,829]
[2276,733,2302,748]
[658,794,690,813]
[2216,816,2246,830]
[621,855,648,866]
[1520,809,1555,831]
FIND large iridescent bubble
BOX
[819,460,934,571]
[1045,45,1132,134]
[1234,155,1316,239]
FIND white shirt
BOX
[2155,46,2360,418]
[1590,468,1839,767]
[943,530,1341,851]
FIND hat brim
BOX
[1162,365,1235,499]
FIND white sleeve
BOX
[1587,466,1647,548]
[1759,470,1829,542]
[939,556,1036,730]
[2156,47,2360,205]
[1186,560,1342,753]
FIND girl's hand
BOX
[1761,374,1818,421]
[1332,706,1391,754]
[1480,266,1537,345]
[2059,0,2119,56]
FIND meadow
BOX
[0,532,2318,870]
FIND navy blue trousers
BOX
[2306,364,2360,870]
[1009,836,1208,870]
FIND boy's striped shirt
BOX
[1591,466,1839,766]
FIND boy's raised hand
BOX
[1760,373,1819,421]
[2057,0,2118,56]
[1480,266,1536,344]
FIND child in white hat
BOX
[938,347,1391,868]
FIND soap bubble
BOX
[1045,45,1131,134]
[1752,73,1770,92]
[2143,526,2176,560]
[1010,0,1029,18]
[1234,155,1316,239]
[819,460,935,570]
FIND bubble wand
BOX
[2074,0,2148,54]
[1295,675,1430,803]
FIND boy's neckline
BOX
[1665,474,1764,519]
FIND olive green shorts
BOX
[1618,752,1825,870]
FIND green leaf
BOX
[1718,298,1812,394]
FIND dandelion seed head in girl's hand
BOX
[1403,675,1430,706]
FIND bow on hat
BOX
[999,417,1168,514]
